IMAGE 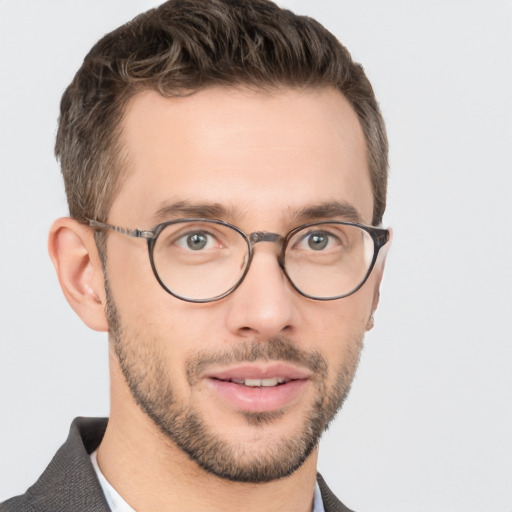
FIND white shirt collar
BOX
[91,450,135,512]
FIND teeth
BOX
[231,377,286,387]
[247,378,276,387]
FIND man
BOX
[1,0,390,511]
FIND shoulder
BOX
[0,495,32,512]
[317,473,357,512]
[0,494,37,512]
[0,418,110,512]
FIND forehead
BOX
[110,86,373,226]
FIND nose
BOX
[223,244,298,340]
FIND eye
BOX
[307,232,329,250]
[176,231,218,251]
[297,230,339,251]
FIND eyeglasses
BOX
[89,218,390,303]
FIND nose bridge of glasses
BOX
[248,231,283,248]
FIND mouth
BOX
[203,364,311,413]
[217,377,290,387]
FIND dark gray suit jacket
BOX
[1,417,355,512]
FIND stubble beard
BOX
[105,281,364,483]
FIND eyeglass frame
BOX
[88,218,390,303]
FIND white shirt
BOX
[91,450,326,512]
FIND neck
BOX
[98,354,319,512]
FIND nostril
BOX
[237,324,292,338]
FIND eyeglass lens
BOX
[151,220,376,301]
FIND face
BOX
[103,87,382,482]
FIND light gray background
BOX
[1,1,511,510]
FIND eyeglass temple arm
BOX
[88,219,155,240]
[374,229,390,247]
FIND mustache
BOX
[186,337,328,384]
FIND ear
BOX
[48,217,109,332]
[366,228,393,331]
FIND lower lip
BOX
[206,378,308,412]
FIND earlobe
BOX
[366,286,379,331]
[365,313,375,331]
[366,233,391,332]
[48,218,109,332]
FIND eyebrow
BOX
[152,200,235,224]
[291,201,364,224]
[151,199,364,226]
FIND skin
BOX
[49,86,388,512]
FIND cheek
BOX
[106,235,187,330]
[105,244,221,376]
[310,284,376,362]
[106,236,153,293]
[323,285,375,331]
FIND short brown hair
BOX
[55,0,388,226]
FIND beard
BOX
[105,281,364,483]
